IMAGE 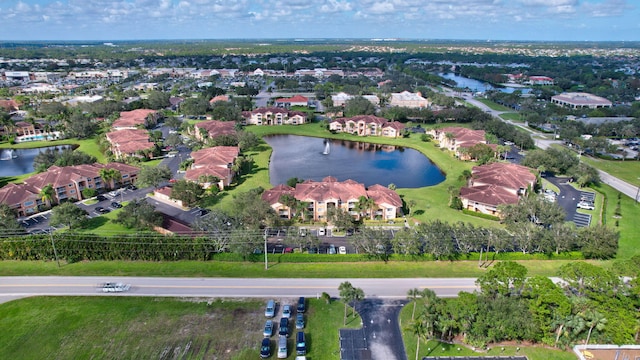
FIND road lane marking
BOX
[1,284,478,290]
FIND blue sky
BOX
[1,0,638,41]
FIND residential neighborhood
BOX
[0,39,639,360]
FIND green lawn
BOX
[0,296,356,360]
[500,112,523,122]
[0,137,105,163]
[0,259,604,278]
[475,99,513,112]
[581,156,640,187]
[591,181,640,259]
[399,300,577,360]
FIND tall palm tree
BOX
[99,168,122,190]
[356,196,377,220]
[279,194,297,220]
[339,281,355,326]
[407,288,422,320]
[584,310,607,345]
[407,318,426,360]
[39,183,54,207]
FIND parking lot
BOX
[545,176,594,228]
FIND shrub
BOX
[461,209,500,221]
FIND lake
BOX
[263,135,445,188]
[0,145,72,177]
[439,73,531,94]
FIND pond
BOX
[439,73,531,94]
[0,145,73,177]
[263,135,445,188]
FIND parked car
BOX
[265,300,276,318]
[295,313,304,329]
[296,331,306,355]
[282,304,292,319]
[297,297,306,313]
[338,246,347,254]
[577,201,595,210]
[263,320,274,337]
[126,184,137,191]
[101,282,130,292]
[96,195,107,201]
[111,202,122,209]
[328,244,336,254]
[279,318,289,337]
[277,335,287,358]
[95,207,110,214]
[260,338,271,358]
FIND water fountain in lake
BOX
[322,139,331,155]
[0,149,17,160]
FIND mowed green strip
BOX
[0,259,603,278]
[0,296,356,360]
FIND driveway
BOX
[544,175,592,227]
[340,299,408,360]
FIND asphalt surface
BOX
[544,175,596,227]
[0,277,479,304]
[340,299,408,360]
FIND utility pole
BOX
[264,229,268,270]
[50,232,60,267]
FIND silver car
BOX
[101,282,130,292]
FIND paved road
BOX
[442,88,640,201]
[0,277,479,304]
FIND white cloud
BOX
[369,2,394,14]
[319,0,353,13]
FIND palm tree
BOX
[356,196,377,220]
[584,310,607,345]
[444,132,455,149]
[407,319,427,360]
[407,288,421,320]
[39,183,54,207]
[99,168,122,190]
[279,194,298,220]
[339,281,355,325]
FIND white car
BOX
[577,202,595,210]
[338,246,347,255]
[101,282,131,293]
[282,305,292,319]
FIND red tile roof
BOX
[106,128,154,156]
[366,184,402,207]
[209,95,229,103]
[194,120,236,138]
[275,95,308,104]
[112,109,157,128]
[0,99,20,112]
[0,182,39,206]
[460,184,519,206]
[294,177,367,203]
[261,184,296,205]
[471,162,536,192]
[184,146,239,184]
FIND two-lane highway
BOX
[0,277,479,304]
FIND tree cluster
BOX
[408,261,640,349]
[33,147,97,173]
